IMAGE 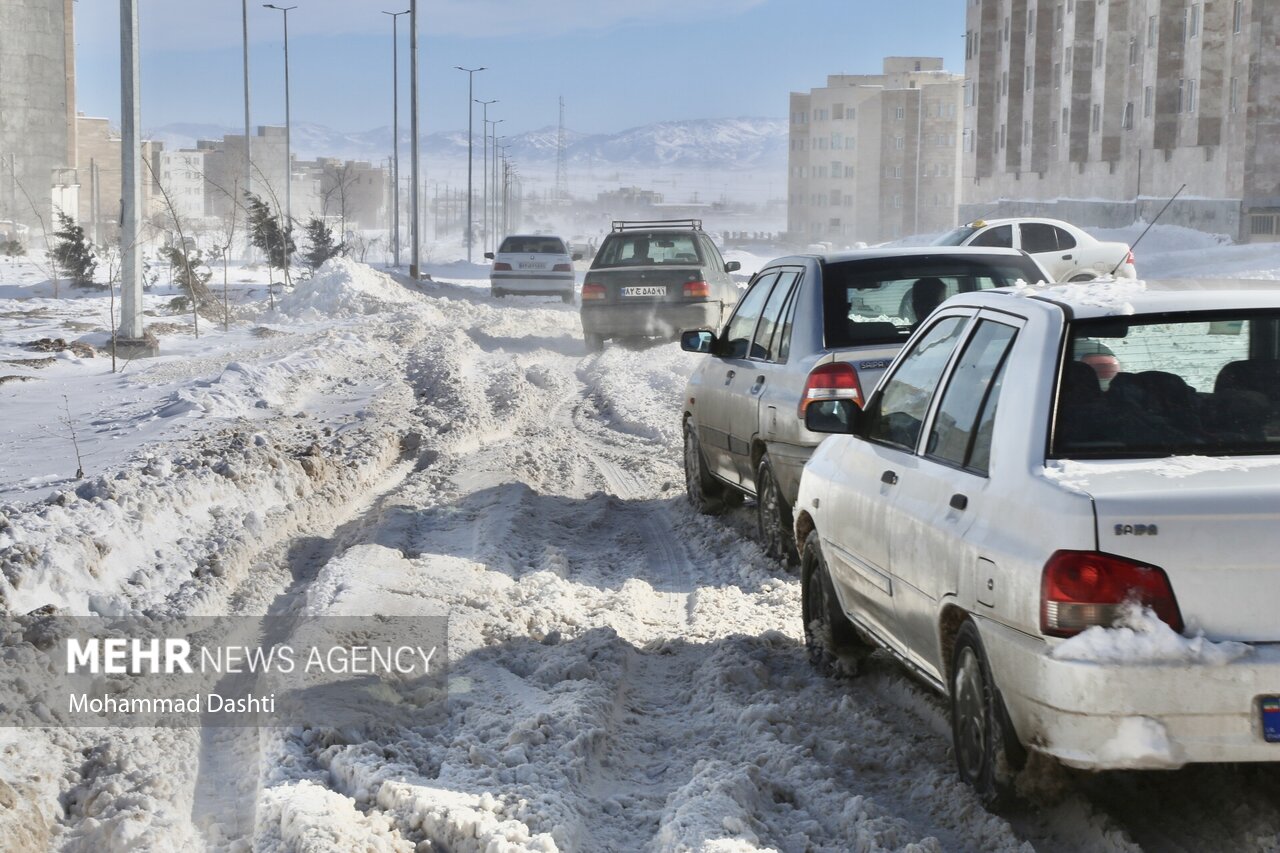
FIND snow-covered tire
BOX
[949,619,1026,810]
[801,530,872,676]
[584,332,605,352]
[491,287,506,299]
[756,454,797,567]
[683,422,727,514]
[561,291,574,304]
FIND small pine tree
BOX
[161,244,213,302]
[50,211,98,288]
[302,218,345,271]
[244,192,295,271]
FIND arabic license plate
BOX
[621,286,666,297]
[1263,696,1280,742]
[518,262,547,270]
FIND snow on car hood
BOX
[1044,457,1280,642]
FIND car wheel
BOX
[950,619,1026,810]
[584,332,605,352]
[1067,274,1095,283]
[491,287,505,298]
[561,291,574,304]
[683,422,727,514]
[801,530,872,676]
[756,455,798,567]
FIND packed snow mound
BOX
[278,258,419,318]
[1050,605,1252,665]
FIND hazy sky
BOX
[74,0,965,136]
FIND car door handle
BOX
[950,493,968,511]
[750,374,766,394]
[880,470,898,486]
[1062,253,1072,260]
[724,369,735,385]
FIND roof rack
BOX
[612,219,702,232]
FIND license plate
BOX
[518,262,546,270]
[621,286,666,297]
[1263,696,1280,742]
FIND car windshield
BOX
[820,256,1042,347]
[1052,311,1280,458]
[593,234,703,267]
[499,237,566,254]
[933,226,980,246]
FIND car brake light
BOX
[683,280,710,298]
[798,361,863,419]
[493,262,512,271]
[1125,249,1135,266]
[582,282,606,301]
[553,263,572,272]
[1040,550,1182,637]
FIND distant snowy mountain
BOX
[145,118,787,172]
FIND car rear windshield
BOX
[820,256,1042,348]
[1053,311,1280,458]
[499,236,566,254]
[593,234,702,268]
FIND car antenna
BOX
[1110,183,1186,276]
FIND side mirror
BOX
[725,261,741,273]
[483,252,494,260]
[804,399,861,434]
[571,253,583,261]
[680,329,716,354]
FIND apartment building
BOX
[75,116,164,244]
[962,0,1280,241]
[788,57,964,245]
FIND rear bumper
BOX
[490,273,574,295]
[580,301,723,338]
[981,618,1280,769]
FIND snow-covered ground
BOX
[3,228,1280,852]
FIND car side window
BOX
[863,315,968,450]
[969,224,1013,248]
[1052,225,1077,250]
[776,273,803,362]
[702,237,726,270]
[752,270,801,362]
[1019,223,1059,253]
[721,272,779,359]
[926,319,1018,473]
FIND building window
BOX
[1095,39,1104,68]
[1053,62,1061,88]
[1065,47,1073,73]
[1050,119,1059,143]
[1000,123,1006,148]
[845,166,855,178]
[1148,15,1158,45]
[895,107,905,119]
[1062,107,1070,130]
[833,103,845,119]
[1230,76,1239,112]
[1189,4,1200,38]
[1177,78,1185,112]
[831,132,841,148]
[1004,15,1010,41]
[895,136,904,150]
[1187,79,1197,113]
[1129,36,1139,66]
[1025,66,1032,90]
[1056,3,1063,29]
[1234,0,1244,33]
[1028,8,1036,34]
[1091,103,1101,132]
[1023,119,1030,141]
[1002,71,1008,95]
[1144,85,1154,117]
[1122,102,1134,129]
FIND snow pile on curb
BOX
[1050,605,1252,665]
[278,258,419,318]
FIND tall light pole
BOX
[408,0,421,278]
[242,0,252,204]
[385,10,409,268]
[475,100,496,254]
[264,4,296,248]
[455,66,485,262]
[490,123,504,252]
[119,0,144,343]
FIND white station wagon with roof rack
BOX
[795,278,1280,806]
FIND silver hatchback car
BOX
[680,247,1049,563]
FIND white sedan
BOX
[486,234,581,303]
[795,278,1280,806]
[935,217,1136,282]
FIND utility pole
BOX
[118,0,146,347]
[242,0,252,202]
[491,124,503,250]
[455,66,485,263]
[475,100,496,255]
[408,0,421,277]
[384,10,409,268]
[264,3,296,255]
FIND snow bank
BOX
[1011,277,1145,314]
[1050,606,1252,665]
[278,258,419,318]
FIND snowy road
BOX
[3,261,1280,851]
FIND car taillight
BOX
[553,263,572,272]
[1040,550,1182,638]
[798,362,863,419]
[683,280,710,298]
[1125,249,1135,267]
[493,262,512,271]
[582,282,606,301]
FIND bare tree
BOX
[6,160,60,297]
[320,160,359,245]
[203,174,243,331]
[145,157,216,337]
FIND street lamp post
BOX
[490,123,504,252]
[242,0,252,205]
[263,3,296,267]
[408,0,421,277]
[384,10,409,268]
[455,66,485,263]
[475,99,496,254]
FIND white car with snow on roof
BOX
[794,278,1280,806]
[934,217,1137,283]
